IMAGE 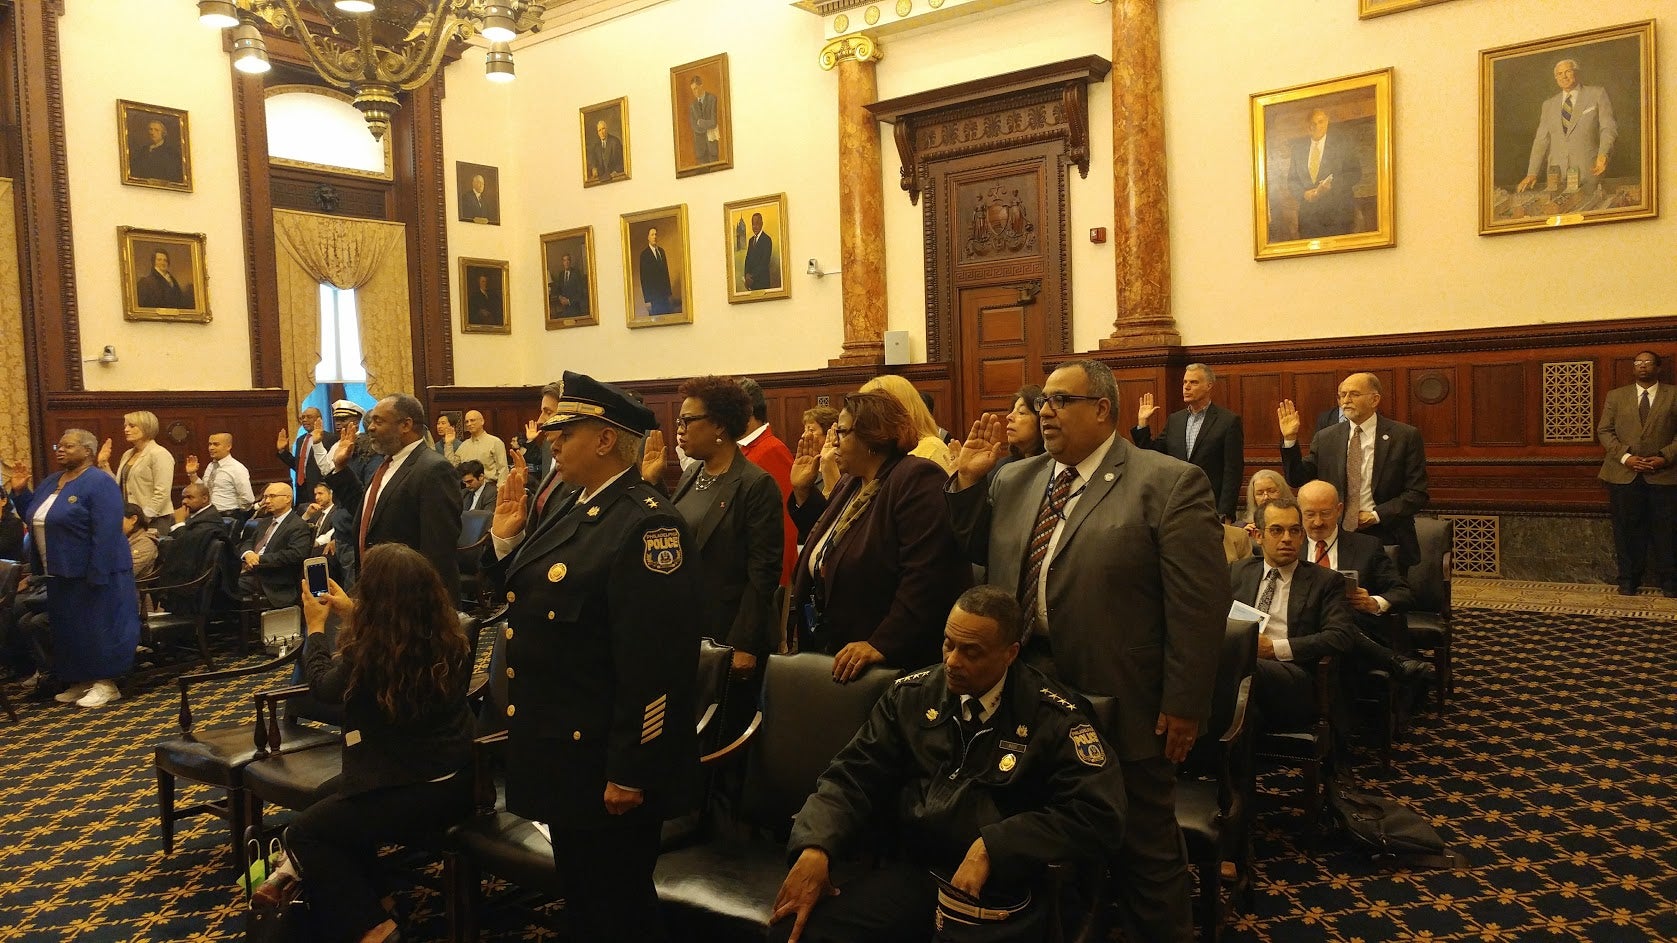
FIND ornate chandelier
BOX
[197,0,545,140]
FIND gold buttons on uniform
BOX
[504,627,514,641]
[547,563,567,583]
[506,704,516,717]
[572,730,582,741]
[506,667,515,679]
[506,591,517,603]
[547,611,555,620]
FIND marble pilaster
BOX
[822,35,888,366]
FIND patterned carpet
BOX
[0,605,1673,942]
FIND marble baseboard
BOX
[1494,513,1618,584]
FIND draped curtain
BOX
[0,179,32,474]
[273,209,410,419]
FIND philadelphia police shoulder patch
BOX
[642,527,683,574]
[1069,723,1106,767]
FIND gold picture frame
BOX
[117,100,191,192]
[1358,0,1457,19]
[1479,20,1656,236]
[621,204,693,328]
[119,227,209,323]
[670,53,732,178]
[723,193,791,304]
[579,97,631,188]
[1250,67,1395,261]
[540,226,599,330]
[458,257,511,335]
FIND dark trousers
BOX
[286,772,472,943]
[766,863,935,943]
[1114,756,1194,943]
[1608,478,1677,586]
[1254,658,1316,732]
[551,804,665,943]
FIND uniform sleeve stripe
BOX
[641,709,666,732]
[644,695,667,715]
[640,726,663,744]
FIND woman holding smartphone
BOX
[283,544,474,943]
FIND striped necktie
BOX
[1019,468,1078,636]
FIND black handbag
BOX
[931,872,1047,943]
[244,828,312,943]
[1330,787,1463,870]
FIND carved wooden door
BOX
[958,284,1045,420]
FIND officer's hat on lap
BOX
[538,370,657,436]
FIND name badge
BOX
[345,729,362,747]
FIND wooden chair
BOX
[1254,655,1339,827]
[140,561,224,668]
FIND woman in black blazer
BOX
[668,376,785,675]
[787,391,968,682]
[285,544,474,943]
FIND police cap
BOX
[538,371,657,436]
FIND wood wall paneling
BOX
[1405,366,1459,448]
[1238,372,1283,450]
[1469,363,1525,447]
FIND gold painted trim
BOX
[722,192,792,305]
[578,96,632,188]
[895,0,911,16]
[1250,67,1395,261]
[1359,0,1455,19]
[620,204,695,329]
[263,85,394,182]
[458,256,511,335]
[864,5,880,25]
[116,99,192,192]
[539,225,600,331]
[118,226,210,323]
[834,12,849,32]
[820,34,884,70]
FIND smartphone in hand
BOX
[1338,569,1360,593]
[304,556,330,597]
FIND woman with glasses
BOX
[668,376,785,679]
[95,410,175,526]
[787,391,968,680]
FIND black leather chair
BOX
[456,510,494,610]
[1176,616,1259,942]
[140,560,225,668]
[652,652,900,942]
[1404,518,1453,713]
[1254,654,1338,827]
[443,637,735,943]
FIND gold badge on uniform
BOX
[998,753,1017,772]
[925,708,939,721]
[67,496,77,504]
[587,506,601,517]
[1016,725,1029,738]
[547,563,567,583]
[642,527,683,574]
[644,497,659,509]
[1069,723,1106,768]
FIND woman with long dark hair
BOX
[283,544,474,943]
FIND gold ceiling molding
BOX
[798,0,1035,42]
[819,34,884,70]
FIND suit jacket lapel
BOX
[1647,386,1674,434]
[367,453,419,532]
[1372,417,1394,490]
[1190,405,1224,460]
[1056,437,1128,554]
[694,469,744,549]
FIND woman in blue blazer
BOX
[22,428,140,708]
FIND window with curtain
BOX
[315,284,367,384]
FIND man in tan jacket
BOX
[1598,351,1677,596]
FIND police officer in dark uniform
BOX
[769,585,1126,943]
[487,371,700,943]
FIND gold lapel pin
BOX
[547,563,567,583]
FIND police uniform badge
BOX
[642,527,683,574]
[1069,724,1106,767]
[587,506,601,518]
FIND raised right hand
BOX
[184,454,200,477]
[3,458,29,492]
[1276,400,1300,441]
[1136,392,1159,427]
[97,438,113,467]
[789,427,821,496]
[276,428,290,451]
[331,424,357,468]
[491,447,529,539]
[640,428,667,484]
[952,414,1007,491]
[525,419,539,442]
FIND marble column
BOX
[822,35,887,366]
[1100,0,1180,350]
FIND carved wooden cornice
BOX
[818,34,883,70]
[867,56,1109,204]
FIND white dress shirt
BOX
[1258,560,1298,662]
[959,674,1007,724]
[194,456,255,512]
[1037,432,1116,635]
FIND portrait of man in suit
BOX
[1515,58,1616,193]
[468,272,501,326]
[586,118,627,184]
[741,213,775,291]
[1286,108,1364,238]
[671,54,731,177]
[687,76,720,164]
[120,102,190,190]
[459,260,509,333]
[129,118,183,183]
[638,227,676,316]
[135,248,194,310]
[549,253,588,321]
[455,162,500,225]
[623,206,691,326]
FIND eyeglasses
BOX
[1337,390,1375,401]
[1032,393,1102,412]
[832,425,854,440]
[675,414,709,430]
[1633,359,1658,366]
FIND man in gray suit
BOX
[1516,58,1617,193]
[947,359,1228,943]
[1598,351,1677,596]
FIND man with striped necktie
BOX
[1516,58,1617,195]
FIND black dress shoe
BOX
[1394,656,1437,686]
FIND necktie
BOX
[1561,92,1574,134]
[1639,390,1651,425]
[1019,468,1079,636]
[1344,425,1365,530]
[205,461,219,495]
[357,459,390,557]
[1308,140,1322,182]
[961,699,979,724]
[254,517,279,554]
[1257,568,1280,615]
[534,470,562,521]
[1315,540,1329,566]
[294,435,308,489]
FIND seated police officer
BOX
[769,585,1126,943]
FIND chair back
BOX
[1185,616,1260,771]
[459,510,493,550]
[740,652,899,832]
[0,558,22,612]
[1404,518,1453,617]
[694,637,733,737]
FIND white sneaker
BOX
[76,681,121,708]
[54,682,93,704]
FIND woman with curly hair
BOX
[282,544,474,943]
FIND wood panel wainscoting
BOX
[38,390,293,498]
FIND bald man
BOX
[453,409,509,485]
[186,433,255,515]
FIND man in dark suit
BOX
[549,253,588,321]
[460,173,496,223]
[687,75,720,164]
[1278,372,1429,566]
[638,227,676,315]
[237,483,313,609]
[278,407,332,499]
[742,212,774,291]
[1317,405,1344,431]
[1230,497,1356,732]
[1132,362,1245,521]
[467,273,502,327]
[156,483,232,612]
[129,118,183,182]
[325,394,463,600]
[135,250,193,309]
[1286,108,1362,238]
[947,359,1228,943]
[1597,350,1677,596]
[459,460,498,513]
[586,120,626,182]
[487,371,700,943]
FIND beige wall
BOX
[59,0,252,390]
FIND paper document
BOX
[1229,599,1269,631]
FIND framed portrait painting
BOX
[1480,21,1656,236]
[1358,0,1456,18]
[119,227,209,323]
[540,226,599,330]
[723,193,791,304]
[670,54,732,178]
[1250,68,1395,260]
[456,161,501,225]
[580,97,631,188]
[459,257,511,335]
[620,204,693,328]
[117,100,191,191]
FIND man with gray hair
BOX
[1133,362,1246,521]
[1516,57,1617,193]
